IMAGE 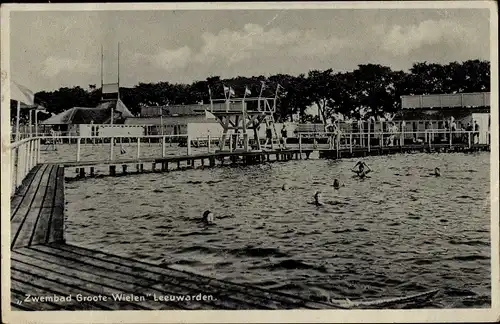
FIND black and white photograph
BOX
[1,2,499,323]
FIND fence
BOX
[10,137,41,195]
[9,129,490,195]
[295,130,490,152]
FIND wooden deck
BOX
[10,164,342,311]
[10,164,65,249]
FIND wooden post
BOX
[90,167,95,177]
[77,137,81,162]
[243,133,249,152]
[229,134,233,152]
[336,131,339,159]
[122,165,127,174]
[449,130,453,149]
[162,136,166,157]
[187,135,191,156]
[299,134,302,154]
[152,162,156,172]
[208,134,211,152]
[468,132,471,148]
[36,138,41,164]
[349,133,353,153]
[79,168,85,178]
[15,148,20,188]
[400,122,404,147]
[109,165,116,176]
[110,137,115,161]
[137,137,141,159]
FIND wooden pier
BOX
[61,148,314,180]
[9,137,487,311]
[53,142,490,182]
[318,143,490,159]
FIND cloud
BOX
[132,46,193,70]
[132,23,351,70]
[41,57,93,77]
[194,23,348,64]
[378,19,479,56]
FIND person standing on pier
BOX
[281,124,288,149]
[264,125,273,149]
[474,120,480,144]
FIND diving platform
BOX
[206,97,278,153]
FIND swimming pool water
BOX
[65,152,491,308]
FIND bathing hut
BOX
[398,92,491,144]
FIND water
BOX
[64,151,491,308]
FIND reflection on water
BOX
[65,152,491,308]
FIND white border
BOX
[1,2,498,323]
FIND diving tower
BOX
[207,97,278,152]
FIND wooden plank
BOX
[11,164,48,221]
[24,245,241,310]
[12,166,56,249]
[10,165,50,248]
[11,289,57,311]
[30,166,59,245]
[41,165,58,208]
[12,250,183,310]
[47,166,65,243]
[31,245,275,310]
[41,244,337,309]
[10,165,42,216]
[15,247,155,287]
[30,207,53,246]
[11,267,139,310]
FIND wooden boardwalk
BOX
[54,144,490,181]
[10,164,342,311]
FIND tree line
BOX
[27,59,489,123]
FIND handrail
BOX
[10,136,42,149]
[296,130,486,136]
[10,137,41,196]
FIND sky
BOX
[8,6,492,93]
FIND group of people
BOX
[263,124,289,149]
[201,160,442,224]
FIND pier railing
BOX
[10,137,41,195]
[9,129,490,193]
[295,130,490,152]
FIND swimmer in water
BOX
[352,161,371,178]
[313,191,323,206]
[432,167,441,177]
[333,179,345,190]
[202,210,215,225]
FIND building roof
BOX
[41,99,134,125]
[124,116,219,126]
[401,92,490,109]
[141,104,209,117]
